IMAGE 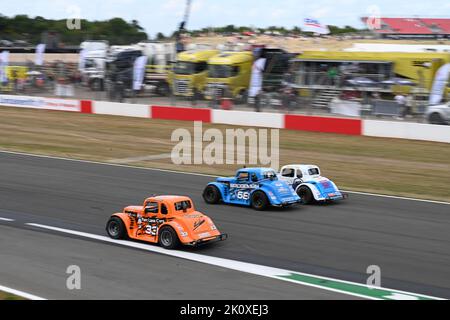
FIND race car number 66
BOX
[224,304,269,317]
[236,191,250,200]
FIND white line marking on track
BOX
[343,190,450,206]
[1,149,448,205]
[25,223,444,300]
[0,284,47,300]
[0,217,15,222]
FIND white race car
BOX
[278,165,347,204]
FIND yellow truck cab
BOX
[171,49,219,98]
[205,51,254,103]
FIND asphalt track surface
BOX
[0,151,449,299]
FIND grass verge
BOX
[0,291,25,300]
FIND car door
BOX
[140,201,161,240]
[230,171,252,205]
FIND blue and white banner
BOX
[133,55,148,91]
[303,18,330,35]
[429,63,450,105]
[0,51,9,83]
[35,44,46,66]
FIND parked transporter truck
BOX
[170,49,219,98]
[204,48,295,104]
[204,51,254,104]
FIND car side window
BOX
[144,202,159,214]
[160,204,168,215]
[237,172,249,181]
[297,170,303,179]
[282,168,295,177]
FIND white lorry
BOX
[79,40,110,91]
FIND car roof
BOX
[145,195,192,203]
[283,165,320,171]
[237,168,275,174]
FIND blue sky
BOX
[1,0,449,37]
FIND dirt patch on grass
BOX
[0,106,449,201]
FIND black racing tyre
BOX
[203,185,221,204]
[158,227,180,249]
[251,191,270,211]
[106,217,127,240]
[429,113,447,125]
[297,186,315,205]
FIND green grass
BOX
[0,291,25,300]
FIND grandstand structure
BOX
[362,17,450,39]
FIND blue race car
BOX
[202,168,301,211]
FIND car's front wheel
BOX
[158,227,180,249]
[106,217,127,240]
[203,185,221,204]
[251,191,269,211]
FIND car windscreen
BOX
[174,200,192,211]
[208,65,238,78]
[308,168,320,175]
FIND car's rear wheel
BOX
[158,227,180,249]
[429,113,447,125]
[251,191,269,211]
[298,186,315,205]
[106,217,127,240]
[203,185,221,204]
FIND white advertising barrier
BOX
[363,120,450,143]
[0,94,80,112]
[93,101,151,118]
[212,109,284,128]
[330,99,362,117]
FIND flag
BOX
[35,44,46,66]
[429,63,450,105]
[303,18,330,35]
[0,51,9,83]
[133,55,148,91]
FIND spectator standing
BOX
[394,93,407,120]
[327,66,338,86]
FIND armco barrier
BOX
[1,95,449,143]
[285,114,362,136]
[152,106,211,122]
[212,110,284,128]
[93,101,150,118]
[0,94,81,112]
[363,120,450,143]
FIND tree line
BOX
[0,14,361,45]
[0,15,149,45]
[157,24,361,39]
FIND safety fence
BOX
[0,94,449,143]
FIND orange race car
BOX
[106,195,228,249]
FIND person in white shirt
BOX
[394,94,407,119]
